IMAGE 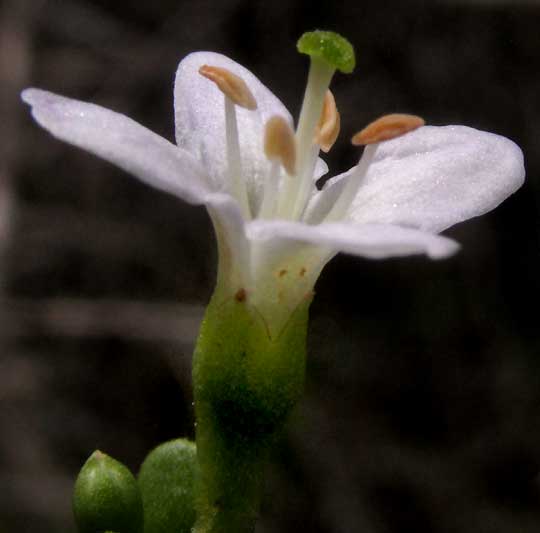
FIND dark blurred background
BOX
[2,0,540,532]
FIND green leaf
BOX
[73,451,143,533]
[138,439,197,533]
[297,30,356,73]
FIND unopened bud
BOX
[138,439,197,533]
[73,450,143,533]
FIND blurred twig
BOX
[0,0,39,260]
[1,297,204,342]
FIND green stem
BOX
[193,401,268,533]
[192,292,311,533]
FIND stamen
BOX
[264,116,296,175]
[199,65,257,110]
[352,114,425,145]
[314,90,340,153]
[259,116,295,218]
[323,114,424,223]
[198,65,255,218]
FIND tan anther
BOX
[264,116,296,175]
[352,114,425,145]
[199,65,257,110]
[314,90,340,153]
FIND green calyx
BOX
[192,292,312,532]
[297,30,355,73]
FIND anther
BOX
[314,90,340,153]
[199,65,257,110]
[264,116,296,175]
[352,114,425,145]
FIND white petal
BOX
[204,192,250,288]
[22,88,209,204]
[304,164,354,224]
[314,157,329,180]
[343,125,525,232]
[174,52,294,208]
[247,220,460,260]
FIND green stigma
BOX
[297,30,355,74]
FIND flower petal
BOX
[204,192,250,290]
[247,220,460,260]
[22,88,209,204]
[318,125,525,232]
[304,164,353,224]
[314,157,329,180]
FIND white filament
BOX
[258,160,281,219]
[224,96,251,219]
[322,144,377,223]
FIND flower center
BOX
[278,57,336,221]
[198,40,425,229]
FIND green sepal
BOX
[73,450,143,533]
[138,439,197,533]
[297,30,355,73]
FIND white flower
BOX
[21,50,524,334]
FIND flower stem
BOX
[192,400,269,533]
